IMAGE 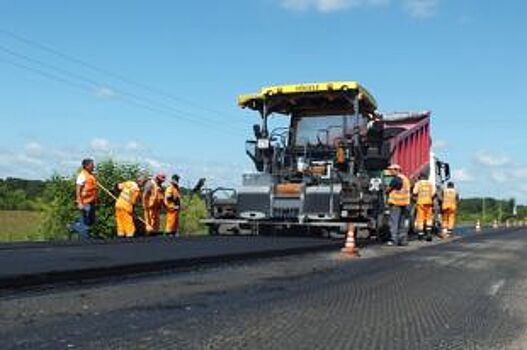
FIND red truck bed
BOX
[382,111,431,181]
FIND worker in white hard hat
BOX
[385,164,411,246]
[142,172,166,235]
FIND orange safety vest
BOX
[442,188,458,211]
[145,179,164,208]
[414,180,434,205]
[388,174,411,206]
[79,169,98,205]
[115,181,140,213]
[164,184,181,211]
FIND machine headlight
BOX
[257,138,270,149]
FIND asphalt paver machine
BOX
[203,81,397,239]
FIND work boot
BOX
[425,230,433,242]
[439,229,449,240]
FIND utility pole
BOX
[482,197,486,225]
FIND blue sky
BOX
[0,0,526,201]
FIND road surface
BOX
[1,228,526,349]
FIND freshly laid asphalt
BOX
[0,235,342,290]
[2,227,527,349]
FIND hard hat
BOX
[155,172,166,181]
[388,164,401,170]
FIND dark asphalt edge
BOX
[0,235,213,251]
[0,241,343,292]
[1,227,521,291]
[0,234,330,251]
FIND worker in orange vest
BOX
[412,174,436,241]
[115,178,145,238]
[386,164,411,246]
[441,182,459,237]
[72,158,98,239]
[164,174,182,236]
[142,172,166,235]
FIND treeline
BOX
[0,175,198,212]
[458,197,527,224]
[0,178,47,210]
[2,175,526,227]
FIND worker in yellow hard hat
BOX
[115,178,145,238]
[143,172,166,235]
[412,174,435,241]
[441,182,459,237]
[385,164,411,246]
[71,158,98,239]
[164,174,182,236]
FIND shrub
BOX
[39,159,207,239]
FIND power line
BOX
[0,46,245,136]
[0,28,247,122]
[0,44,245,133]
[0,56,92,92]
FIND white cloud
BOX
[0,150,49,179]
[90,138,111,152]
[453,168,474,183]
[0,139,244,189]
[512,168,527,179]
[402,0,440,18]
[280,0,389,12]
[490,170,508,184]
[278,0,439,17]
[432,139,447,151]
[125,141,144,152]
[24,142,44,157]
[94,86,117,99]
[475,151,510,167]
[143,157,164,171]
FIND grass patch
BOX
[0,209,208,242]
[0,210,45,242]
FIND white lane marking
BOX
[488,279,505,296]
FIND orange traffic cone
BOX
[341,223,359,257]
[475,220,481,233]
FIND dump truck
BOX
[203,82,450,240]
[382,111,451,237]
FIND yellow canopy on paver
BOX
[238,81,377,117]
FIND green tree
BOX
[40,159,148,240]
[180,194,207,234]
[39,159,208,240]
[90,160,148,237]
[0,178,47,211]
[39,175,76,240]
